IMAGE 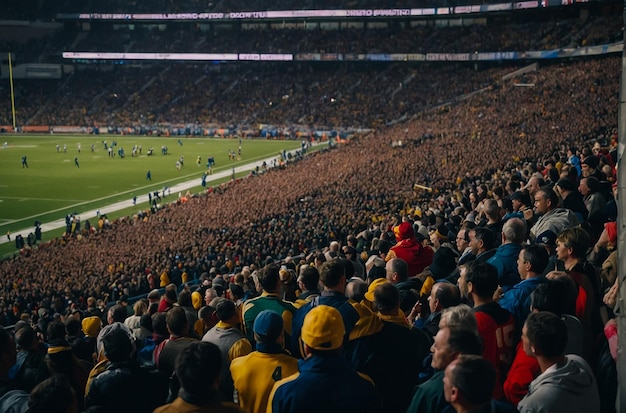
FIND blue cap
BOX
[253,310,283,341]
[535,230,557,247]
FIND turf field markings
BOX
[0,196,84,202]
[0,147,302,231]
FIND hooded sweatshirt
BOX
[518,354,600,413]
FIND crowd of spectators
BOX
[0,4,621,413]
[0,55,618,323]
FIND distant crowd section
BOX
[2,11,622,66]
[4,0,619,20]
[0,62,506,131]
[0,9,622,132]
[66,14,621,55]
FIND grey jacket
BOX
[530,208,579,240]
[518,354,600,413]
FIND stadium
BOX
[0,0,624,411]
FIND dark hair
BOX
[530,280,576,316]
[434,282,461,309]
[15,325,35,349]
[547,167,559,183]
[139,313,153,332]
[229,284,244,300]
[366,266,386,284]
[214,298,237,321]
[178,290,193,307]
[47,321,66,341]
[165,306,188,336]
[536,187,559,209]
[449,355,494,405]
[152,312,168,336]
[492,186,504,199]
[387,258,408,282]
[102,328,133,363]
[399,289,420,315]
[319,259,346,288]
[501,198,513,214]
[165,287,178,302]
[298,265,320,291]
[341,258,355,279]
[465,261,499,298]
[65,318,81,337]
[314,252,326,264]
[374,282,400,313]
[521,245,549,274]
[470,227,496,251]
[258,264,281,292]
[584,176,600,193]
[108,304,127,323]
[378,240,392,254]
[175,341,221,398]
[28,375,76,413]
[198,305,215,321]
[148,302,159,315]
[343,246,357,258]
[525,311,568,358]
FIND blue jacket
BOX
[487,243,523,291]
[499,276,546,335]
[270,354,382,413]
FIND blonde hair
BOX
[133,300,147,316]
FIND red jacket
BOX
[475,302,515,400]
[503,341,540,405]
[389,238,433,277]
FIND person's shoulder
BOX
[271,370,301,394]
[566,353,593,372]
[269,352,299,367]
[0,389,29,413]
[229,350,252,368]
[241,296,261,313]
[278,297,297,311]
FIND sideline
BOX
[0,147,316,247]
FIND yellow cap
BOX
[365,278,390,302]
[82,316,102,338]
[301,305,345,350]
[191,291,203,310]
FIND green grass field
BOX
[0,134,301,251]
